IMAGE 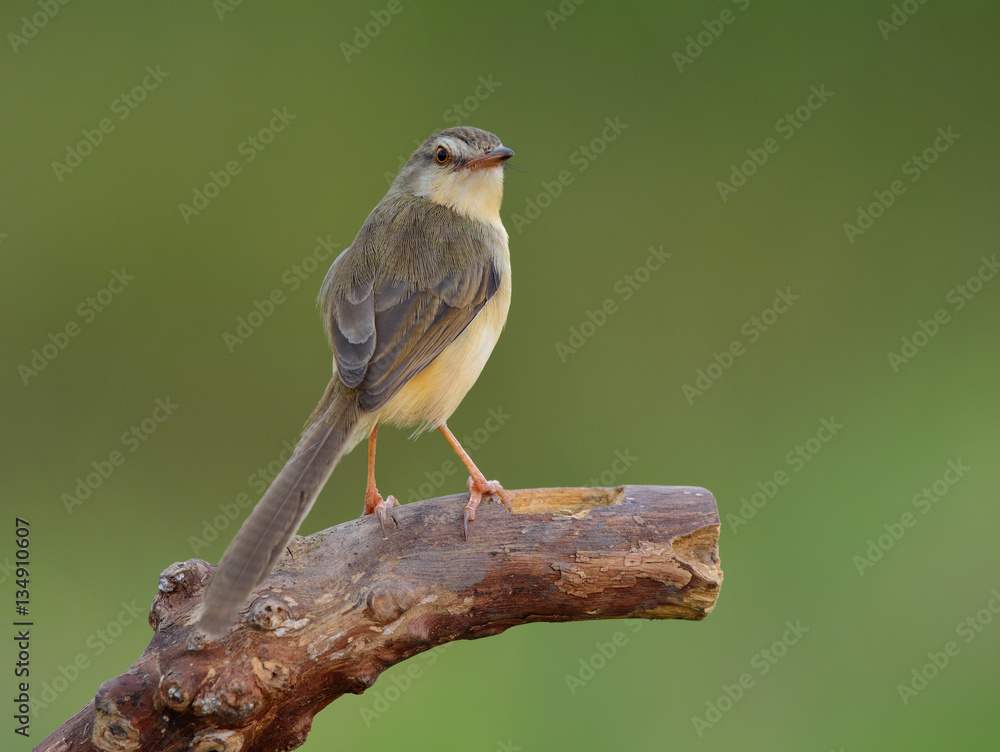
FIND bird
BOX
[198,126,515,637]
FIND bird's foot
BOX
[363,489,399,539]
[463,475,513,539]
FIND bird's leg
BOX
[362,423,398,538]
[438,423,512,538]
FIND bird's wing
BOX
[325,203,502,413]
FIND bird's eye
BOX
[434,147,450,164]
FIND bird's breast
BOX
[377,234,511,430]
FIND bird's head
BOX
[393,127,514,224]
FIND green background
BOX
[3,1,999,750]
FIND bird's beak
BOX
[460,145,515,171]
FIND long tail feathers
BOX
[198,383,362,637]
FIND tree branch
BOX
[33,485,722,752]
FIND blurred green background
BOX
[3,1,999,749]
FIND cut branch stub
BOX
[33,485,722,752]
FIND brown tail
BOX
[199,381,363,637]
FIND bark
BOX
[33,485,722,752]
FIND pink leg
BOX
[438,423,512,538]
[362,423,398,538]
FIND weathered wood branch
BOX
[33,485,721,752]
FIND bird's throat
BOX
[428,169,505,227]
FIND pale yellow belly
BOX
[376,270,510,431]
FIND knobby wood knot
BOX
[248,595,296,632]
[150,559,213,631]
[366,582,422,624]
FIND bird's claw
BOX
[463,475,511,539]
[366,493,398,539]
[463,506,473,541]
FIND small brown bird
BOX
[199,127,515,637]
